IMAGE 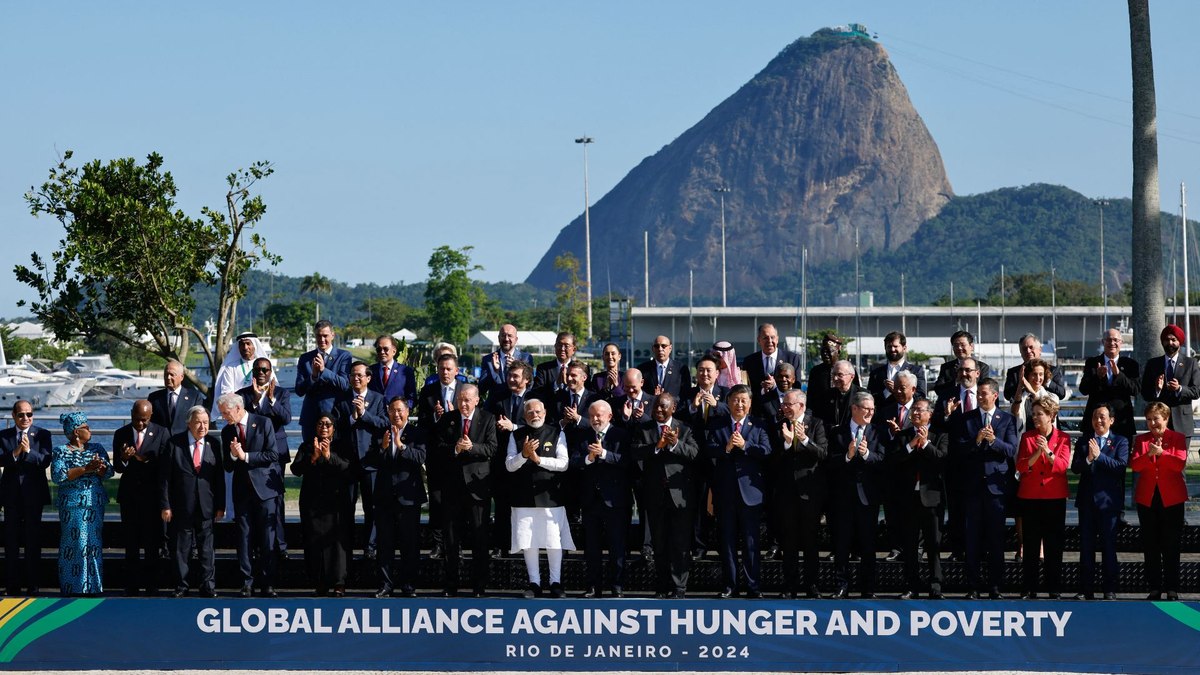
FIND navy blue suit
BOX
[706,415,772,593]
[295,347,353,441]
[867,361,927,406]
[159,432,225,595]
[148,387,204,437]
[369,361,418,409]
[829,422,886,594]
[1071,431,1129,594]
[239,384,293,553]
[222,413,280,589]
[367,424,428,593]
[478,349,533,402]
[637,358,693,399]
[332,389,388,555]
[570,425,632,592]
[0,424,53,595]
[112,421,170,594]
[957,407,1019,591]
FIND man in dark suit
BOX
[552,361,602,442]
[487,360,537,558]
[680,355,728,559]
[1003,333,1067,402]
[433,384,497,597]
[770,389,828,599]
[369,334,418,409]
[933,330,992,389]
[867,331,927,406]
[829,391,886,598]
[0,401,52,596]
[1071,404,1129,600]
[237,357,292,561]
[534,332,588,398]
[806,333,859,417]
[1079,329,1141,442]
[632,393,699,598]
[295,319,353,442]
[886,398,947,599]
[159,406,225,598]
[874,369,919,563]
[148,359,203,437]
[570,399,632,598]
[417,352,465,559]
[368,397,427,597]
[957,378,1018,599]
[933,356,980,561]
[755,361,797,421]
[813,360,866,434]
[217,393,281,597]
[112,399,169,596]
[333,361,388,559]
[743,323,804,408]
[1141,323,1200,440]
[706,384,772,598]
[611,368,654,429]
[637,335,692,398]
[478,324,534,403]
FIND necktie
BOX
[511,394,522,420]
[765,355,774,376]
[443,386,452,410]
[964,389,975,412]
[1166,358,1175,382]
[238,423,246,445]
[192,439,203,470]
[169,390,178,420]
[658,364,666,386]
[500,353,508,374]
[983,411,992,428]
[462,417,471,437]
[571,392,579,412]
[733,420,742,435]
[382,364,391,387]
[135,430,143,452]
[1107,358,1115,384]
[898,405,907,428]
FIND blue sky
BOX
[2,1,1197,318]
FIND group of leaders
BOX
[0,320,1192,601]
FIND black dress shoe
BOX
[1167,591,1179,601]
[172,589,188,598]
[1146,591,1163,600]
[899,590,916,600]
[746,590,763,599]
[885,550,902,562]
[764,545,780,561]
[780,591,796,600]
[718,588,735,599]
[861,592,877,599]
[1048,592,1061,600]
[399,587,416,598]
[965,591,980,600]
[832,586,849,599]
[200,588,217,598]
[655,591,670,599]
[609,587,623,598]
[523,583,541,599]
[429,545,445,560]
[240,585,253,598]
[1020,592,1037,600]
[641,547,655,564]
[806,586,822,599]
[441,589,458,598]
[929,591,944,600]
[692,548,706,561]
[376,587,395,599]
[365,549,377,561]
[1074,592,1092,601]
[333,587,345,598]
[582,587,599,599]
[1103,592,1117,601]
[989,590,1006,600]
[278,549,290,561]
[261,587,278,599]
[472,590,486,598]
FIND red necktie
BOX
[192,439,203,470]
[964,390,975,412]
[135,430,143,452]
[898,406,907,427]
[462,417,471,437]
[382,365,391,387]
[734,421,741,435]
[238,423,246,445]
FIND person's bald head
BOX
[131,399,153,431]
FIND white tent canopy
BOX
[467,330,560,354]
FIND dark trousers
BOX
[1139,492,1184,593]
[716,497,763,592]
[582,501,629,590]
[427,486,445,550]
[235,497,278,588]
[964,490,1006,591]
[119,499,162,594]
[648,502,694,593]
[691,475,713,552]
[634,485,654,550]
[376,503,421,591]
[275,494,288,552]
[490,488,511,553]
[944,464,967,556]
[300,509,348,591]
[171,516,215,593]
[3,503,42,594]
[442,494,489,593]
[834,493,879,594]
[899,492,943,592]
[1077,504,1119,594]
[349,471,378,554]
[1019,498,1066,595]
[776,493,823,593]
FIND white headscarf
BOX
[211,333,269,418]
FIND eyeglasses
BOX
[253,367,271,374]
[315,421,334,428]
[14,412,32,419]
[653,343,671,348]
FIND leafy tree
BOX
[261,301,316,348]
[0,326,75,363]
[300,272,334,322]
[554,252,588,339]
[15,151,278,391]
[424,245,481,345]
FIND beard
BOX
[527,418,545,429]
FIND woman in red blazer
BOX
[1015,395,1071,599]
[1130,401,1189,600]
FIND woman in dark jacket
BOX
[291,412,355,596]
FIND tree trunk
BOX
[1129,0,1164,364]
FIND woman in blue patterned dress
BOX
[50,411,112,596]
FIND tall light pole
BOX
[575,136,594,340]
[1096,199,1110,330]
[713,186,731,307]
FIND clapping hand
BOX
[497,414,515,432]
[522,437,541,464]
[726,428,744,453]
[455,433,472,454]
[1087,437,1101,462]
[312,351,325,376]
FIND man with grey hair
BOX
[814,360,865,435]
[830,390,886,598]
[217,392,280,597]
[1003,333,1067,402]
[875,368,919,562]
[771,388,828,598]
[572,399,632,598]
[160,405,224,598]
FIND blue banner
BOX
[1,597,1199,672]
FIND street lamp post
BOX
[1096,199,1110,330]
[576,136,594,340]
[713,186,731,307]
